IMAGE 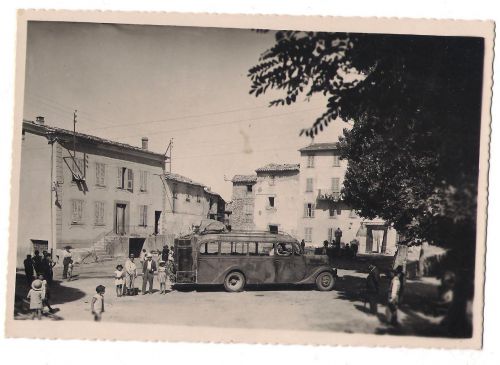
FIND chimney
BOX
[35,116,45,125]
[141,137,149,150]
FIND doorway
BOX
[365,225,388,253]
[115,203,127,235]
[154,211,162,235]
[129,238,145,258]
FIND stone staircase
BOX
[92,238,114,262]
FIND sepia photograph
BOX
[5,11,493,349]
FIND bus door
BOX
[274,242,301,283]
[175,238,196,283]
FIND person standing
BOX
[142,254,157,294]
[27,279,44,320]
[23,254,35,287]
[91,285,106,321]
[365,264,380,314]
[32,250,43,277]
[300,239,305,254]
[62,246,72,279]
[39,274,54,313]
[334,227,343,246]
[161,245,169,262]
[386,266,404,326]
[114,264,125,297]
[124,254,137,296]
[158,261,168,294]
[41,252,56,285]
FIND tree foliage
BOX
[249,31,484,337]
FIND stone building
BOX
[297,142,398,253]
[229,175,257,230]
[163,172,225,237]
[17,118,167,266]
[253,163,300,237]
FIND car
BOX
[173,230,338,292]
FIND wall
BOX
[56,143,165,250]
[230,182,256,230]
[297,150,398,252]
[17,132,52,266]
[163,180,211,237]
[253,171,299,237]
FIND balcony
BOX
[317,189,341,201]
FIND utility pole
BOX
[73,110,77,158]
[164,138,173,173]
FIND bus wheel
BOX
[316,271,335,291]
[224,271,246,292]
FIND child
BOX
[91,285,105,322]
[114,264,125,297]
[158,261,167,294]
[39,274,54,313]
[67,259,74,281]
[27,279,44,320]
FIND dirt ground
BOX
[13,257,449,337]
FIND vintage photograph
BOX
[6,12,493,348]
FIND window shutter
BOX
[94,202,99,224]
[304,203,308,217]
[72,201,77,223]
[311,204,315,217]
[117,167,122,188]
[144,206,148,226]
[127,169,134,191]
[328,228,333,242]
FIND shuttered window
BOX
[307,155,315,168]
[333,155,340,167]
[139,205,148,227]
[328,228,334,242]
[95,163,106,186]
[306,178,314,192]
[304,228,313,242]
[331,178,340,193]
[94,201,105,225]
[71,200,84,224]
[140,171,148,192]
[304,203,315,218]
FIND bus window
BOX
[220,242,247,256]
[199,241,219,255]
[257,242,275,256]
[276,242,293,256]
[248,242,259,256]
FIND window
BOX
[94,201,105,225]
[196,194,201,203]
[139,205,148,227]
[328,228,334,242]
[186,194,191,202]
[331,178,340,193]
[139,171,148,192]
[71,157,85,181]
[304,228,313,243]
[349,209,357,218]
[199,241,219,255]
[95,163,106,186]
[257,242,274,256]
[117,167,134,192]
[304,203,315,218]
[173,183,178,199]
[306,178,314,192]
[307,155,315,168]
[333,155,340,167]
[246,184,253,193]
[71,200,84,224]
[244,204,253,215]
[220,242,247,256]
[269,224,278,234]
[268,196,275,208]
[269,175,275,186]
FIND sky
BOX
[23,21,348,201]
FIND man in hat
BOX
[23,254,35,287]
[124,254,137,295]
[62,246,72,279]
[142,253,157,294]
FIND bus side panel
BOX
[244,257,276,284]
[197,257,221,284]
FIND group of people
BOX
[365,264,405,326]
[113,246,174,297]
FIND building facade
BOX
[229,175,257,230]
[163,172,225,237]
[253,163,300,237]
[18,118,166,266]
[297,143,397,253]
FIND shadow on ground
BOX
[14,272,86,320]
[335,274,450,337]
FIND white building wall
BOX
[253,172,299,237]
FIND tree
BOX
[249,31,484,337]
